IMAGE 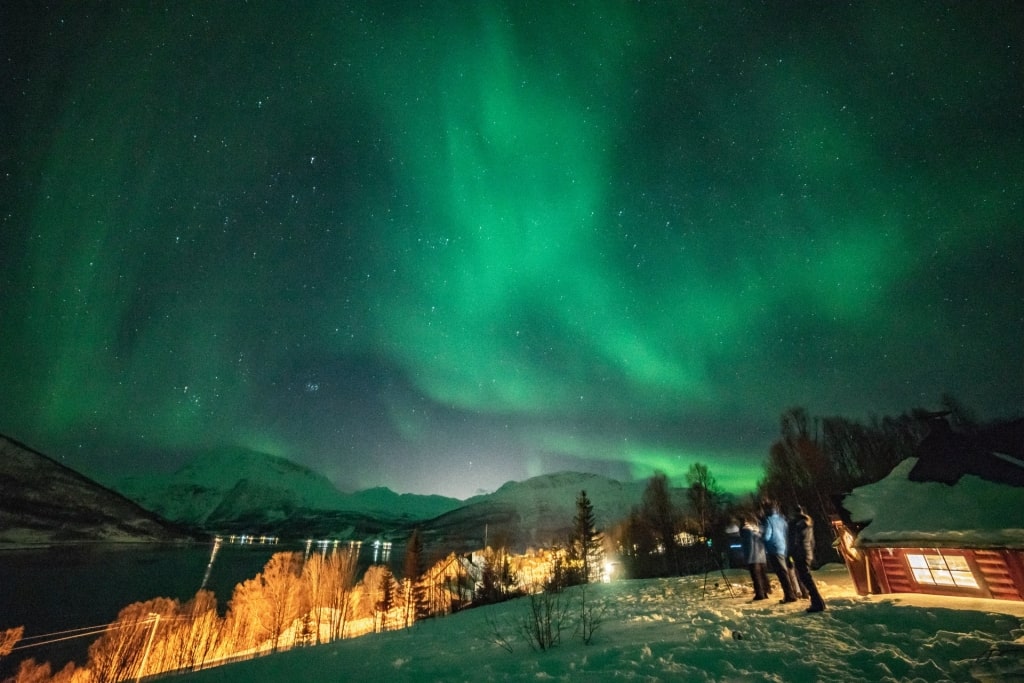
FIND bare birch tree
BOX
[324,549,358,641]
[159,590,221,673]
[226,552,308,654]
[86,597,177,683]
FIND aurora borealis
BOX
[1,2,1021,499]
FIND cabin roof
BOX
[843,458,1024,548]
[840,416,1024,548]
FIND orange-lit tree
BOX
[301,549,358,644]
[323,549,358,641]
[86,597,177,683]
[225,552,308,654]
[159,590,222,673]
[301,552,332,644]
[4,657,78,683]
[0,626,22,659]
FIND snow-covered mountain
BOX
[4,437,682,551]
[419,471,684,553]
[0,434,191,546]
[115,453,671,550]
[472,470,653,525]
[113,447,463,533]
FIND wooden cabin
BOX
[836,416,1024,602]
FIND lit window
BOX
[906,552,978,589]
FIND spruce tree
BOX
[375,567,395,632]
[402,529,427,625]
[572,490,603,584]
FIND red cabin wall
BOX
[862,547,1024,602]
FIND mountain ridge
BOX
[2,436,685,553]
[0,434,193,546]
[113,451,672,550]
[419,469,661,553]
[114,447,465,530]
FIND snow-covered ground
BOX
[177,565,1024,682]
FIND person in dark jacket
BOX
[790,504,826,613]
[760,499,798,603]
[739,515,770,600]
[786,512,810,600]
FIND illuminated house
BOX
[834,416,1024,602]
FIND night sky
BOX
[2,2,1021,499]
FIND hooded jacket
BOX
[761,511,789,556]
[740,523,766,565]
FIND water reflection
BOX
[200,535,396,590]
[372,539,392,564]
[301,538,370,561]
[199,536,222,590]
[224,534,280,545]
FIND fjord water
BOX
[0,543,264,670]
[0,540,398,673]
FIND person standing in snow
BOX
[739,514,770,600]
[786,512,810,600]
[790,504,826,613]
[760,499,798,603]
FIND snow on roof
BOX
[843,458,1024,548]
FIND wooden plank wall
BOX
[865,548,1024,602]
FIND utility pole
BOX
[136,613,160,683]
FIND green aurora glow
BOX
[1,2,1021,497]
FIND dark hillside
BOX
[0,435,193,545]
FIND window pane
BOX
[911,567,935,584]
[907,554,927,569]
[951,571,979,589]
[945,556,971,572]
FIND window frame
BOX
[904,550,979,590]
